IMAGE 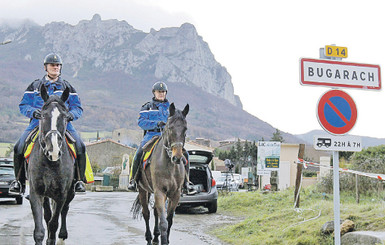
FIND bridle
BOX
[162,119,186,163]
[38,101,67,160]
[39,128,65,157]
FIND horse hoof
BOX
[152,242,158,245]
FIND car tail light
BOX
[211,179,216,187]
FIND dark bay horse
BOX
[28,85,75,245]
[132,103,189,245]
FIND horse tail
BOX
[130,194,142,220]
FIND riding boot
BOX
[74,153,86,192]
[9,148,26,194]
[128,148,143,191]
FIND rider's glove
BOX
[33,109,42,119]
[66,113,74,121]
[157,121,166,129]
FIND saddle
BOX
[141,136,160,170]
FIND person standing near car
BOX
[128,81,196,195]
[9,53,87,194]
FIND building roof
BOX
[185,141,214,152]
[85,139,135,150]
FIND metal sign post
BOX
[333,151,341,245]
[299,44,381,245]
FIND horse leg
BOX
[59,190,75,241]
[165,194,180,244]
[153,206,160,245]
[43,197,52,227]
[29,192,45,245]
[154,192,168,245]
[46,199,65,245]
[138,190,152,245]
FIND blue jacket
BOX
[138,98,169,147]
[19,76,83,132]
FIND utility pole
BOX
[294,144,305,208]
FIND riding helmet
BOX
[152,81,168,93]
[44,53,62,65]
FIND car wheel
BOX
[207,200,217,213]
[16,196,23,205]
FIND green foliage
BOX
[5,143,13,157]
[319,145,385,194]
[271,129,284,143]
[212,187,385,244]
[215,139,258,171]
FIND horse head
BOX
[163,103,189,164]
[39,84,71,161]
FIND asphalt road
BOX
[0,191,236,245]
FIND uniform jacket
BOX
[138,98,170,146]
[19,76,83,132]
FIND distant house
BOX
[111,128,142,147]
[218,138,248,150]
[86,139,136,171]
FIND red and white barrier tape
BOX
[297,158,385,181]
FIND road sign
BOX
[317,89,357,135]
[257,141,280,175]
[300,58,381,90]
[314,135,362,152]
[325,45,348,58]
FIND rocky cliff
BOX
[0,14,299,144]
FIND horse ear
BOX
[40,84,49,102]
[61,87,70,102]
[182,104,189,117]
[169,103,175,117]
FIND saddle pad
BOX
[24,131,39,159]
[24,131,76,162]
[143,138,160,170]
[85,153,94,184]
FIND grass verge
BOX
[211,186,385,245]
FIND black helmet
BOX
[152,81,168,93]
[44,53,62,65]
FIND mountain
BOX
[295,130,385,148]
[0,14,301,144]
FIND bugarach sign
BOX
[300,58,381,90]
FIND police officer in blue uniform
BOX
[129,82,196,194]
[129,81,169,187]
[9,53,87,194]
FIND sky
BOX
[1,0,385,138]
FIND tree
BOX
[271,129,284,142]
[5,144,14,157]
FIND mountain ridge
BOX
[0,14,300,144]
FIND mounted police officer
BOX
[129,81,196,195]
[9,53,87,194]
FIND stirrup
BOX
[9,180,23,195]
[127,180,136,191]
[74,181,86,193]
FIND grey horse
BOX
[28,85,75,245]
[132,103,189,245]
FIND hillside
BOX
[0,14,301,144]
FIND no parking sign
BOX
[317,89,357,135]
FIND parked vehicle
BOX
[217,173,238,191]
[177,150,218,213]
[233,173,244,189]
[0,158,23,204]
